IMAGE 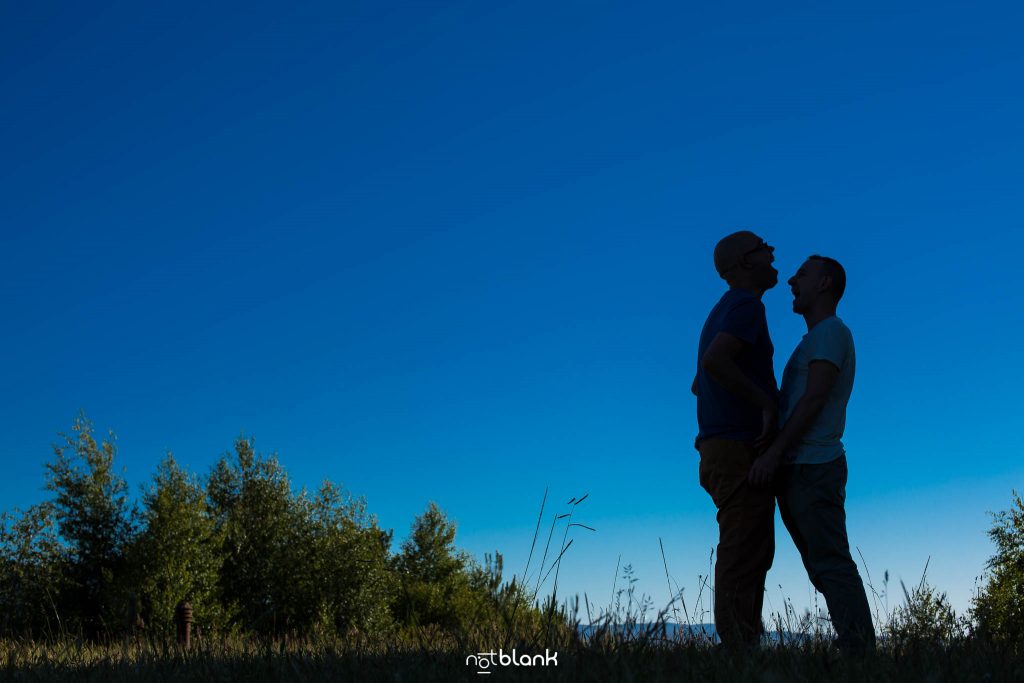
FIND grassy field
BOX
[4,545,1020,681]
[3,620,1022,682]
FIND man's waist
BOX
[785,441,845,465]
[695,425,760,448]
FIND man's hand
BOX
[758,359,838,466]
[748,444,783,488]
[755,405,779,452]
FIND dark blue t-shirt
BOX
[695,288,779,446]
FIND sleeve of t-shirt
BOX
[720,299,764,346]
[804,320,849,370]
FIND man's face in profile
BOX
[741,236,778,291]
[788,259,826,314]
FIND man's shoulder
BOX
[716,289,764,315]
[802,317,854,366]
[813,316,853,340]
[704,290,766,340]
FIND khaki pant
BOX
[698,438,775,647]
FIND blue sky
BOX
[3,0,1023,622]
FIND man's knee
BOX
[807,556,861,587]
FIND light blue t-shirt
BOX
[779,316,855,465]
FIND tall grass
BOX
[3,615,1021,682]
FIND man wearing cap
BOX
[693,230,780,648]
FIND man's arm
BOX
[701,332,778,447]
[748,359,839,486]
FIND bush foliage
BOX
[972,491,1024,649]
[0,414,541,641]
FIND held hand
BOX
[748,445,782,488]
[755,405,779,453]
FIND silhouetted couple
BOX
[693,230,875,653]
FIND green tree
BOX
[208,437,399,636]
[125,454,225,635]
[394,502,499,632]
[207,437,312,633]
[44,414,133,637]
[0,503,66,636]
[397,502,464,586]
[972,491,1024,648]
[301,481,397,636]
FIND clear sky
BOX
[4,0,1023,623]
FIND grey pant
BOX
[776,456,875,651]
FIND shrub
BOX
[886,566,966,650]
[972,491,1024,649]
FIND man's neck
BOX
[802,306,837,331]
[729,283,765,299]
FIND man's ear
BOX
[817,275,833,294]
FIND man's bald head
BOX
[713,230,763,280]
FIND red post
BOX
[175,601,194,647]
